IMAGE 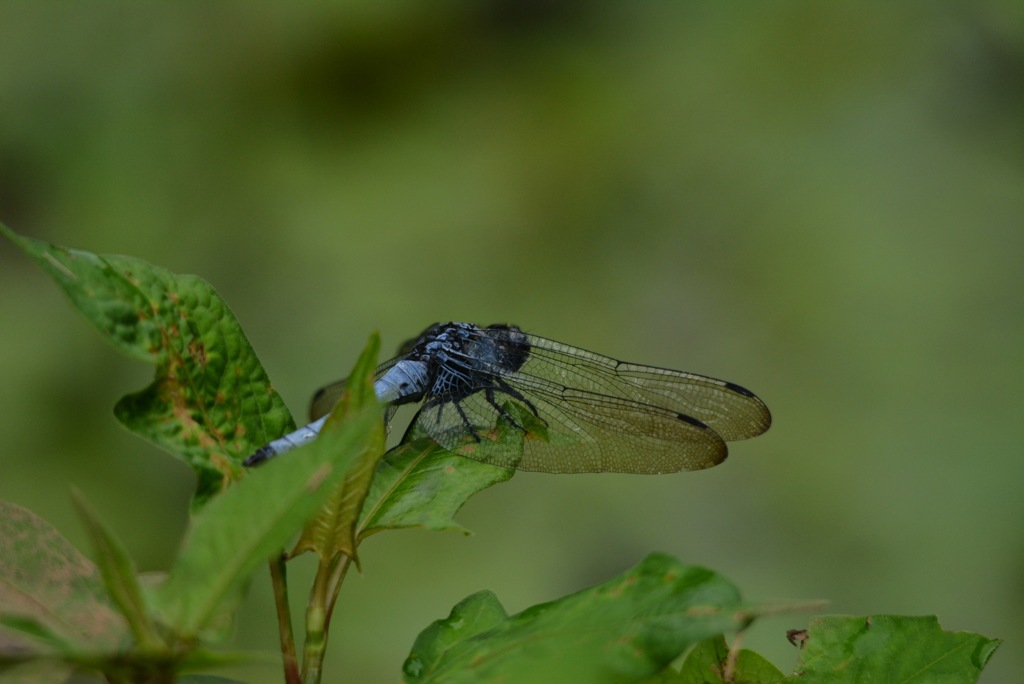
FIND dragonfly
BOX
[243,322,771,473]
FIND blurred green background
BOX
[1,2,1022,682]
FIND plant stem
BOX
[300,557,332,684]
[325,554,353,626]
[269,553,300,684]
[300,553,353,684]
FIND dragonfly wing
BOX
[404,366,727,474]
[522,335,771,441]
[403,393,529,471]
[503,370,726,473]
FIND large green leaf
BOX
[794,615,1000,683]
[403,590,508,679]
[403,553,757,683]
[0,501,126,656]
[153,403,380,638]
[0,223,292,502]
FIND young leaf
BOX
[356,403,529,542]
[403,553,757,683]
[69,488,162,651]
[152,405,380,638]
[0,501,126,654]
[794,615,1000,683]
[0,223,292,503]
[356,439,514,540]
[290,333,386,563]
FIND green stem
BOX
[270,553,300,684]
[300,553,354,684]
[325,554,354,626]
[300,556,333,684]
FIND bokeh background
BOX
[1,3,1022,682]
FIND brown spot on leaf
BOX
[189,339,207,366]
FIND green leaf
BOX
[0,615,71,654]
[0,501,126,654]
[69,488,162,651]
[357,438,515,540]
[403,591,508,681]
[152,404,380,638]
[794,615,1000,683]
[291,333,386,563]
[0,223,292,503]
[403,553,756,683]
[357,402,529,541]
[662,635,784,683]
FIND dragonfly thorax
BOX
[408,323,531,402]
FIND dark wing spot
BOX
[723,381,756,397]
[676,413,710,429]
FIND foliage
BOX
[0,225,1000,683]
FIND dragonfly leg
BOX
[492,378,547,426]
[482,386,527,433]
[449,398,482,441]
